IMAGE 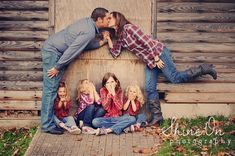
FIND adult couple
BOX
[41,8,217,134]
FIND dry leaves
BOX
[133,144,161,155]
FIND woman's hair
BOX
[125,85,144,106]
[91,7,109,21]
[102,72,121,92]
[56,81,70,102]
[110,11,131,38]
[76,79,88,100]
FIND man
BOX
[41,7,110,134]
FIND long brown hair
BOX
[110,12,131,38]
[102,72,121,92]
[55,81,70,102]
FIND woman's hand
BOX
[47,67,59,78]
[154,56,165,69]
[106,84,115,96]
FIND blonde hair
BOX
[56,81,70,102]
[125,85,144,106]
[76,79,89,100]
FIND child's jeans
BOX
[74,104,105,127]
[54,115,77,128]
[135,113,147,125]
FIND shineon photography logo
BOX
[160,117,232,147]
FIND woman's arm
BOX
[105,35,122,58]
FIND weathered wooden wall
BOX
[56,0,153,107]
[0,0,49,127]
[0,0,234,127]
[156,0,235,105]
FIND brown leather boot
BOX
[148,100,164,126]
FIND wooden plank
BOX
[97,135,106,156]
[0,41,43,51]
[157,0,234,2]
[157,3,235,13]
[157,13,235,23]
[171,52,235,63]
[48,0,55,35]
[0,60,42,71]
[0,21,48,31]
[0,10,48,21]
[158,83,235,93]
[157,22,235,33]
[0,90,42,100]
[0,1,48,11]
[0,51,41,61]
[158,32,235,43]
[0,100,41,110]
[0,81,42,90]
[0,71,43,81]
[165,92,235,103]
[0,117,40,128]
[112,135,120,156]
[105,134,113,156]
[167,43,235,53]
[0,31,48,41]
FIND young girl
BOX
[104,11,217,126]
[123,85,147,133]
[54,82,81,135]
[92,72,136,135]
[74,79,105,134]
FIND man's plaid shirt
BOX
[109,24,164,69]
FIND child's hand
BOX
[102,31,110,40]
[128,94,135,101]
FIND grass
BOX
[156,115,235,156]
[0,127,37,156]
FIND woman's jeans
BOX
[145,47,190,101]
[54,116,77,128]
[75,104,106,127]
[41,50,65,132]
[92,114,136,135]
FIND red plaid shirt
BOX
[100,87,123,118]
[109,24,164,69]
[54,100,71,119]
[122,98,141,116]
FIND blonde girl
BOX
[74,79,105,134]
[123,85,147,133]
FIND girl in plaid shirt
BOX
[104,12,217,126]
[74,79,105,134]
[92,72,136,135]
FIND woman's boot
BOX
[148,100,163,126]
[186,63,217,80]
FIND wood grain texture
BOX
[0,10,48,21]
[0,41,43,51]
[157,3,235,13]
[157,22,235,33]
[0,21,48,31]
[0,71,43,81]
[0,51,41,61]
[165,92,235,103]
[0,1,48,11]
[157,13,235,23]
[0,31,48,41]
[0,100,41,110]
[0,61,42,71]
[0,81,42,90]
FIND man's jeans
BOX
[92,115,136,135]
[75,104,106,127]
[145,47,189,100]
[41,50,65,132]
[54,116,77,128]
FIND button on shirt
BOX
[109,24,165,69]
[42,17,99,70]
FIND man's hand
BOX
[47,67,59,78]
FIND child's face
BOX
[128,87,137,98]
[105,77,117,89]
[58,87,67,99]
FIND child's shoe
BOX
[82,126,97,135]
[123,125,135,133]
[69,126,81,135]
[95,127,107,136]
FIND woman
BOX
[104,12,217,126]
